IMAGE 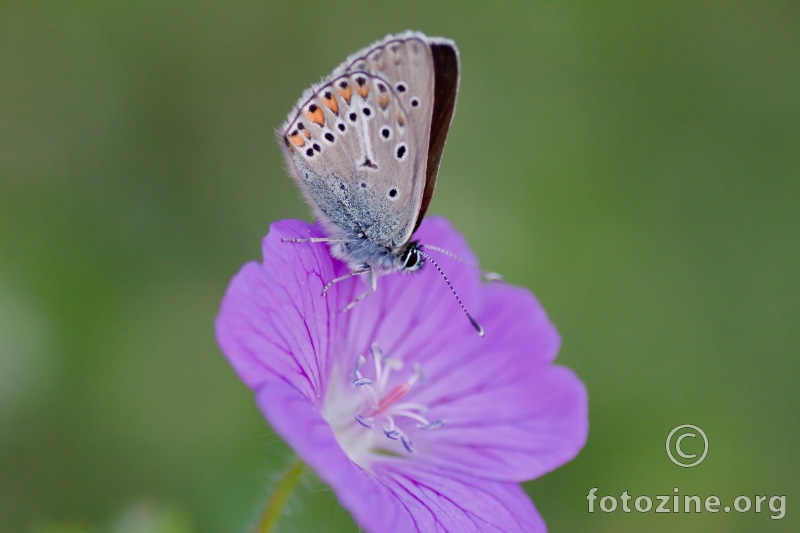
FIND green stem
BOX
[254,457,305,533]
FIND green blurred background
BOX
[2,1,798,531]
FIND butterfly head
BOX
[399,241,424,272]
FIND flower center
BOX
[323,343,444,465]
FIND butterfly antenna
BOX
[420,244,504,282]
[416,248,484,337]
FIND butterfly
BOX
[278,31,487,336]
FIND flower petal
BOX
[399,283,587,482]
[375,460,547,532]
[215,220,345,399]
[413,364,588,482]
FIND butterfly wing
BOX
[415,41,459,232]
[279,32,455,249]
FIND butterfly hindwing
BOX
[279,32,448,249]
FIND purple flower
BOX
[215,217,588,532]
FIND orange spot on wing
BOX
[397,112,405,127]
[378,94,390,109]
[337,84,352,104]
[322,94,339,115]
[302,129,311,139]
[370,52,384,70]
[289,134,305,147]
[355,84,370,99]
[305,104,325,126]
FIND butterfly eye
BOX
[401,246,422,271]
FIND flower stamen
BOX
[355,414,374,428]
[418,420,445,431]
[345,344,444,455]
[400,434,415,453]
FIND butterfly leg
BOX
[282,237,344,244]
[321,266,372,297]
[341,268,377,313]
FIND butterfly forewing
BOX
[280,33,439,249]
